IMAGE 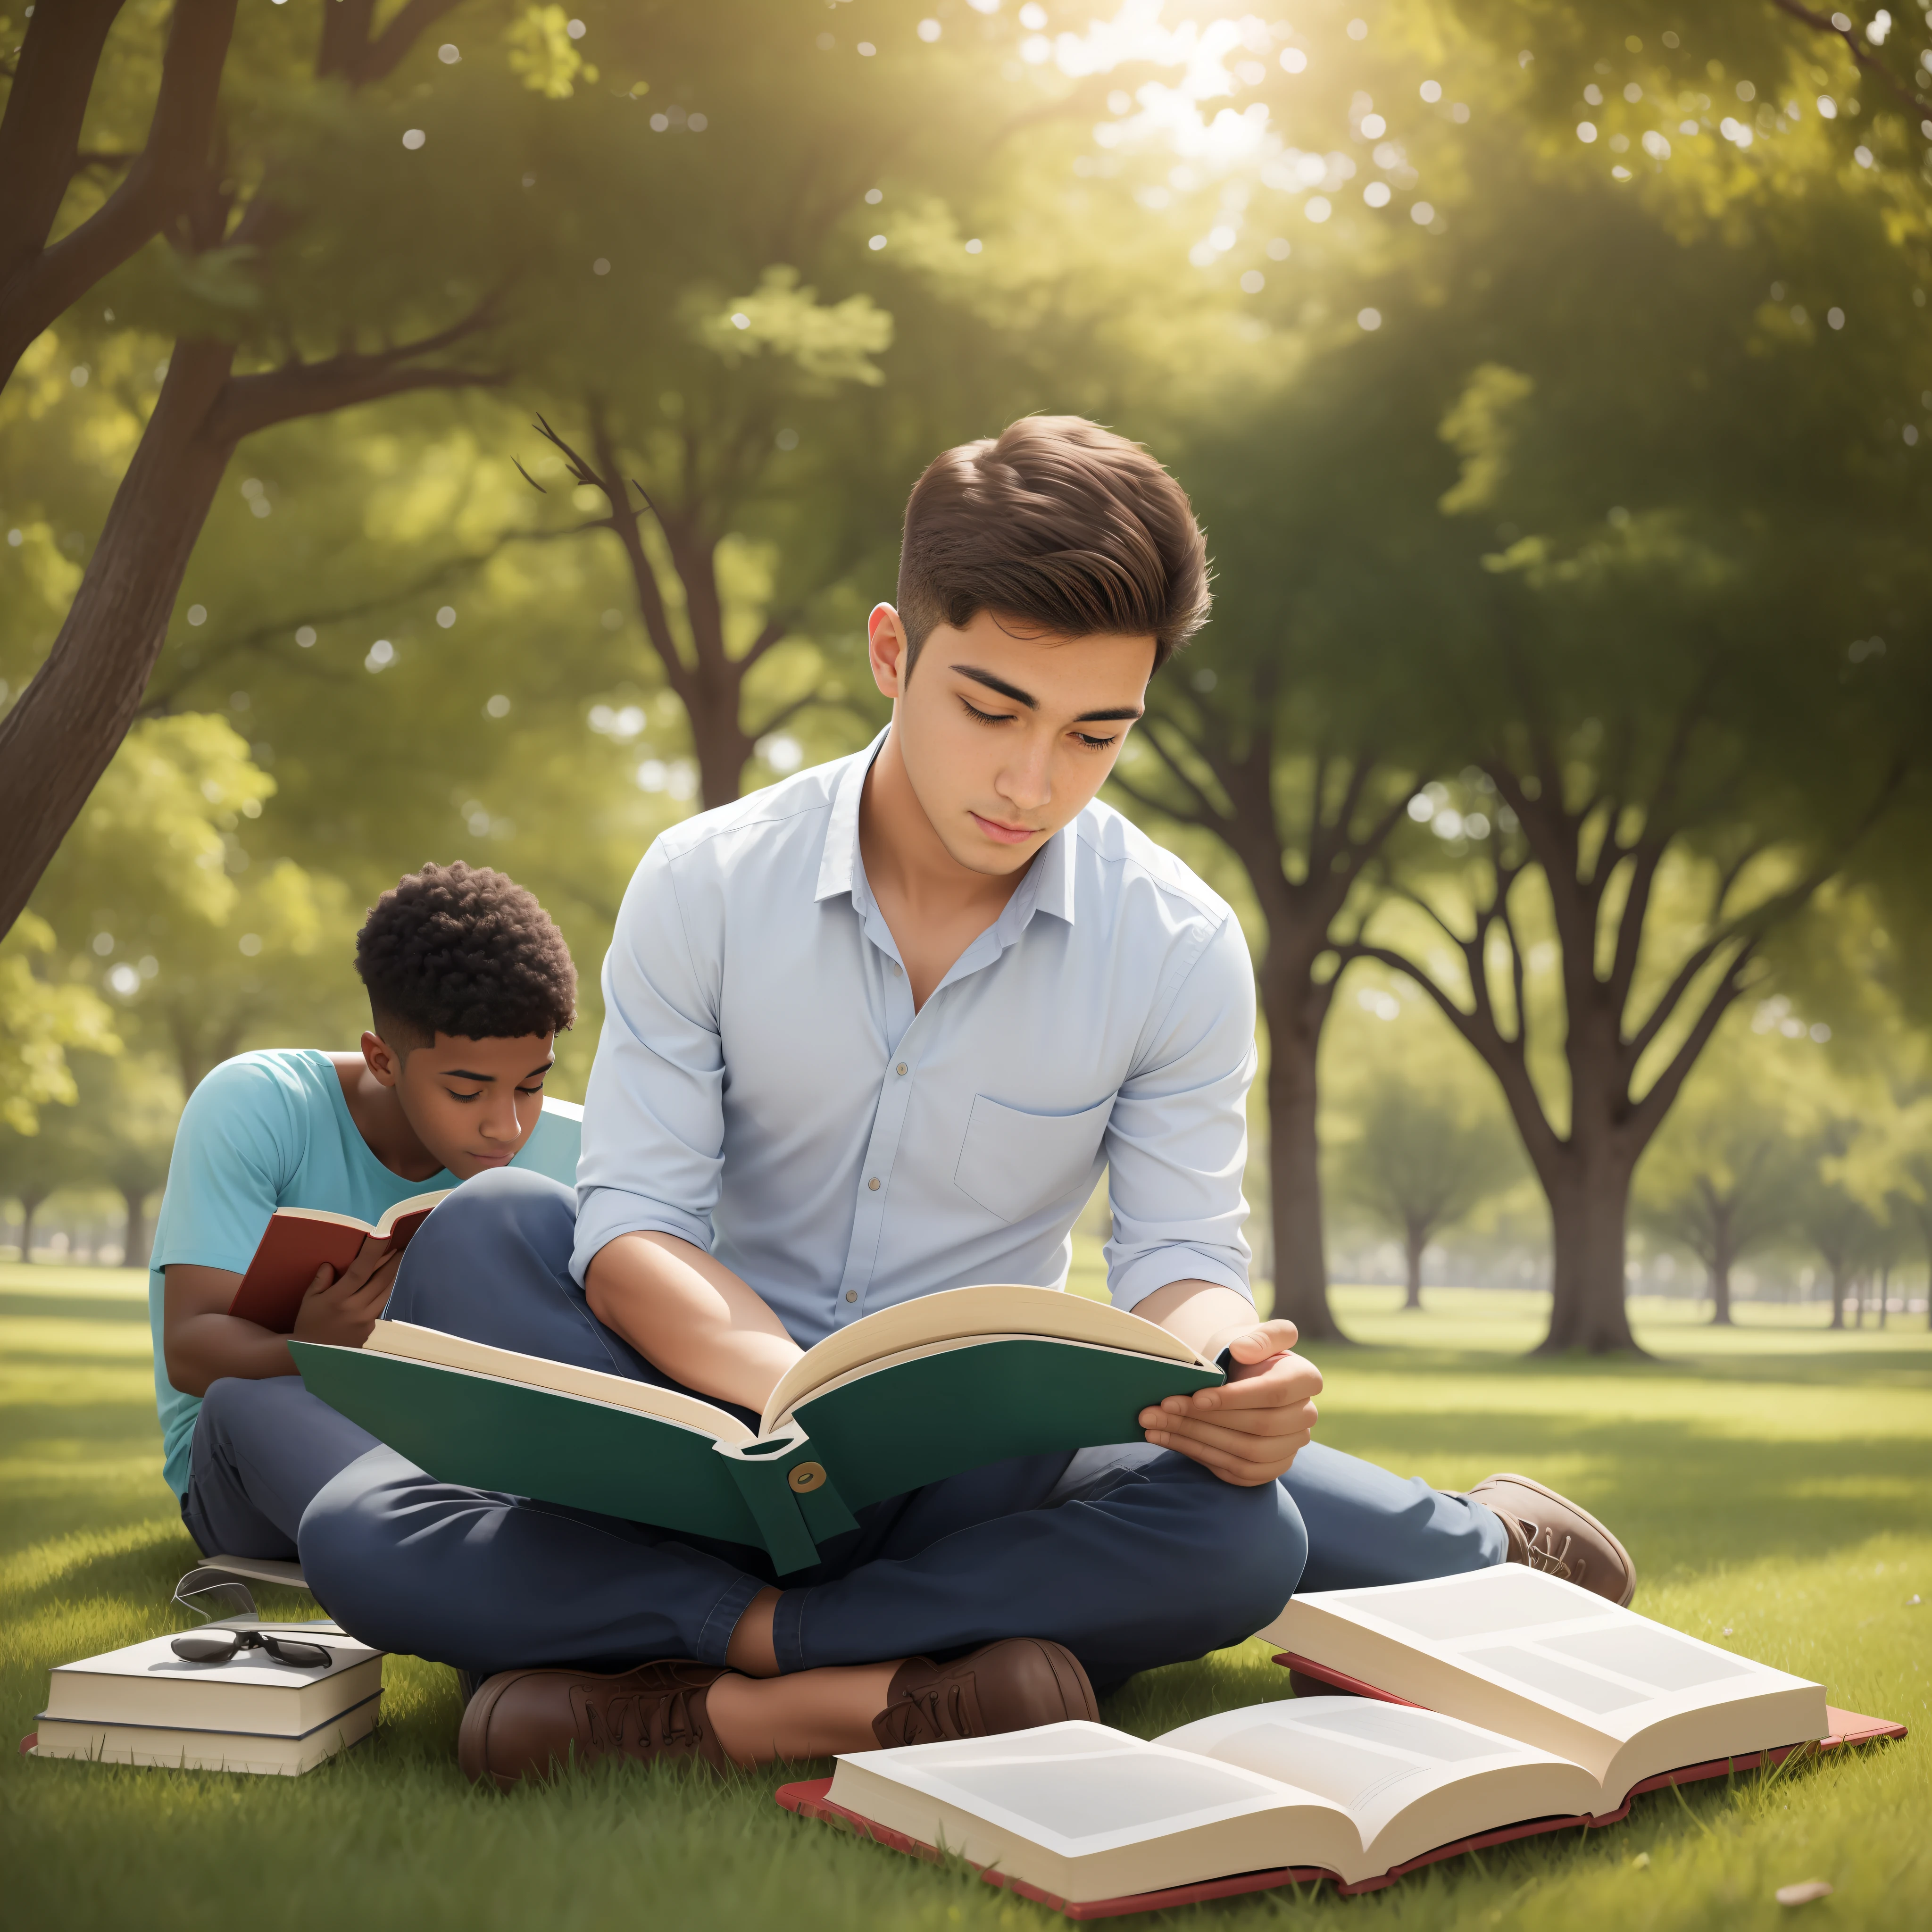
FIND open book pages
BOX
[366,1284,1205,1447]
[1261,1566,1828,1799]
[364,1322,758,1444]
[272,1191,450,1238]
[757,1285,1204,1434]
[827,1699,1602,1899]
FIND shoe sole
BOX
[1484,1471,1636,1607]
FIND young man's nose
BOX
[998,746,1053,812]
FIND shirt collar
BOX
[813,726,1079,929]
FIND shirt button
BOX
[845,1290,858,1303]
[867,1176,881,1191]
[896,1063,908,1076]
[890,961,903,975]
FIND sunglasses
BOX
[169,1566,333,1670]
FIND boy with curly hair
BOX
[150,860,580,1559]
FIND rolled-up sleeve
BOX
[571,841,726,1282]
[1102,909,1257,1310]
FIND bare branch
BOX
[737,613,796,673]
[745,690,827,740]
[1627,944,1760,1145]
[1135,721,1234,833]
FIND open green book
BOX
[290,1285,1221,1574]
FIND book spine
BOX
[713,1432,858,1574]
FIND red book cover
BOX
[225,1192,449,1333]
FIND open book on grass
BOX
[227,1191,451,1332]
[290,1284,1220,1574]
[785,1569,1901,1913]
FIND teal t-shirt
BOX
[148,1047,582,1499]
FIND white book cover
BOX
[42,1625,382,1736]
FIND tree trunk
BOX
[688,683,756,812]
[1878,1263,1890,1329]
[1535,1154,1641,1352]
[1707,1216,1734,1326]
[0,338,238,934]
[1260,966,1343,1341]
[17,1188,46,1263]
[1402,1218,1426,1311]
[121,1187,153,1271]
[1827,1263,1847,1329]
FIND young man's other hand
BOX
[1138,1318,1320,1487]
[292,1234,400,1349]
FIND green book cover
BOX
[291,1286,1224,1575]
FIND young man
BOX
[150,860,581,1558]
[283,418,1631,1782]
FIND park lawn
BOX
[1,1264,1925,1932]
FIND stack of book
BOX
[26,1623,382,1776]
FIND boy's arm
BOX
[584,1232,802,1413]
[162,1239,402,1395]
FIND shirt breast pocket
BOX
[953,1093,1115,1226]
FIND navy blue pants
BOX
[183,1170,1505,1689]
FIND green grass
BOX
[2,1263,1926,1931]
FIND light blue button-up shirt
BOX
[573,734,1256,1347]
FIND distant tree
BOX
[52,1050,180,1268]
[0,1107,97,1262]
[1634,1023,1821,1324]
[0,915,119,1135]
[26,714,363,1094]
[1328,1071,1523,1311]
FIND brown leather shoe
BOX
[1468,1472,1636,1607]
[873,1637,1099,1747]
[458,1660,731,1789]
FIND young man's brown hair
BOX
[896,415,1211,674]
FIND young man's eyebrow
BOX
[952,664,1038,708]
[952,664,1143,724]
[441,1058,555,1083]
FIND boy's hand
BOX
[291,1234,400,1349]
[1138,1317,1321,1487]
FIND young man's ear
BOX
[361,1030,404,1090]
[867,603,911,702]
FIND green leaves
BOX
[694,268,893,391]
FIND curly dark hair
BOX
[355,862,576,1047]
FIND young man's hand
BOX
[291,1235,400,1349]
[1138,1316,1321,1487]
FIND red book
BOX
[226,1191,450,1333]
[775,1570,1906,1916]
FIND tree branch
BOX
[1627,943,1759,1145]
[0,0,238,395]
[1767,0,1932,125]
[1134,720,1235,833]
[207,297,506,441]
[351,0,468,86]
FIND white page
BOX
[1268,1569,1826,1770]
[1161,1696,1596,1848]
[835,1719,1335,1860]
